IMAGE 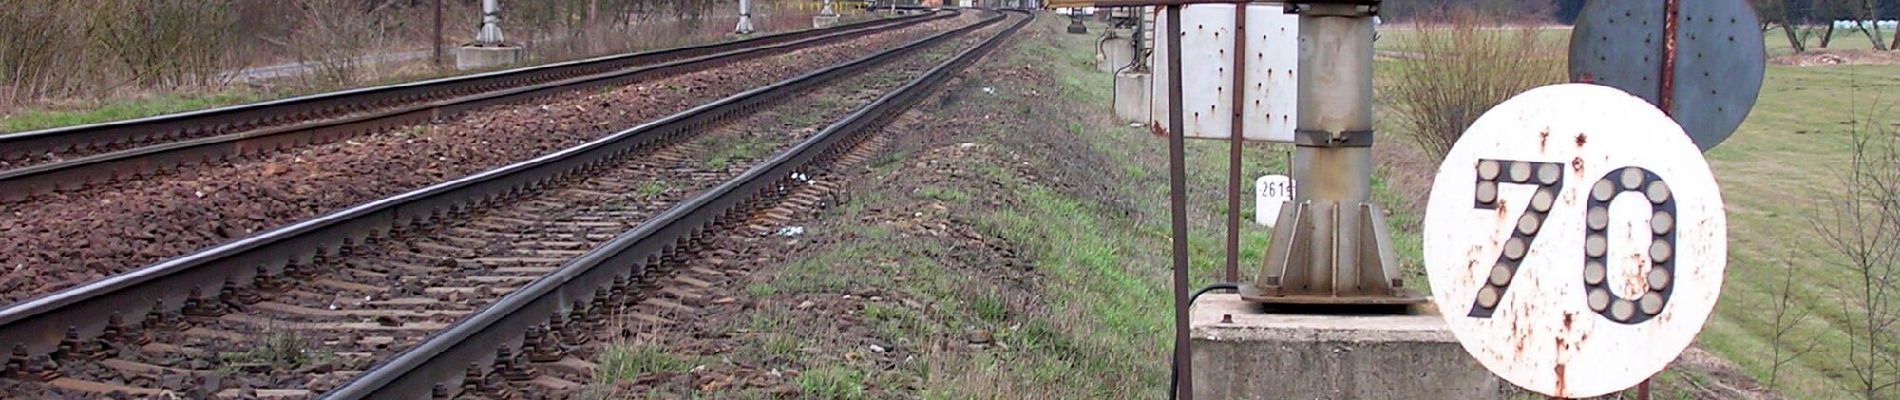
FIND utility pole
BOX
[456,0,521,70]
[736,0,755,34]
[815,0,840,28]
[476,0,506,45]
[433,0,445,67]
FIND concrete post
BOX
[476,0,505,45]
[814,0,840,28]
[736,0,756,34]
[456,0,520,70]
[1240,1,1419,305]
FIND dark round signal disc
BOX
[1569,0,1765,152]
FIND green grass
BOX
[1,90,265,133]
[635,180,669,198]
[764,334,802,357]
[913,185,971,202]
[796,366,868,399]
[701,136,775,170]
[593,342,696,386]
[1690,64,1900,399]
[216,331,330,373]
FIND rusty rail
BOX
[0,8,995,378]
[320,9,1032,399]
[0,11,951,201]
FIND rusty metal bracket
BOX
[1283,0,1379,16]
[1293,129,1373,147]
[1241,200,1420,304]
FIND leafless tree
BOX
[1852,0,1889,51]
[1810,105,1900,399]
[1756,0,1811,53]
[1768,244,1821,391]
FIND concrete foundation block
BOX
[1113,72,1150,124]
[454,45,522,70]
[1190,294,1499,400]
[1097,29,1135,73]
[813,14,840,28]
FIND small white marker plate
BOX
[1255,175,1293,227]
[1422,84,1727,398]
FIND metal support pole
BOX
[1224,3,1246,285]
[736,0,756,34]
[1164,5,1192,399]
[821,0,837,16]
[476,0,505,46]
[1658,0,1680,117]
[1631,1,1682,395]
[1240,1,1420,306]
[433,0,445,66]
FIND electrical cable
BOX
[1168,282,1239,400]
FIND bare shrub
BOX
[0,1,86,106]
[1809,107,1900,399]
[274,0,396,89]
[86,0,240,90]
[1385,5,1566,160]
[1767,244,1820,391]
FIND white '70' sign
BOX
[1422,84,1728,399]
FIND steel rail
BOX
[0,11,953,201]
[0,7,1001,382]
[0,12,934,160]
[320,8,1033,399]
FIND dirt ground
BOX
[580,13,1788,399]
[1770,49,1900,66]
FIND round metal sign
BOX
[1569,0,1765,151]
[1423,84,1728,398]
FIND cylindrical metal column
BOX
[476,0,505,45]
[821,0,837,16]
[1243,1,1419,305]
[1293,2,1376,293]
[736,0,756,34]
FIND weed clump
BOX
[1385,6,1566,160]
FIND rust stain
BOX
[1539,129,1551,151]
[1553,349,1568,396]
[1149,121,1168,138]
[1575,133,1588,146]
[1571,157,1585,175]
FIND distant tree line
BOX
[0,0,812,108]
[1377,0,1896,52]
[1755,0,1900,52]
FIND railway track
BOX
[0,11,951,202]
[0,8,1030,399]
[0,14,972,306]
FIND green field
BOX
[1380,24,1900,398]
[1699,64,1900,398]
